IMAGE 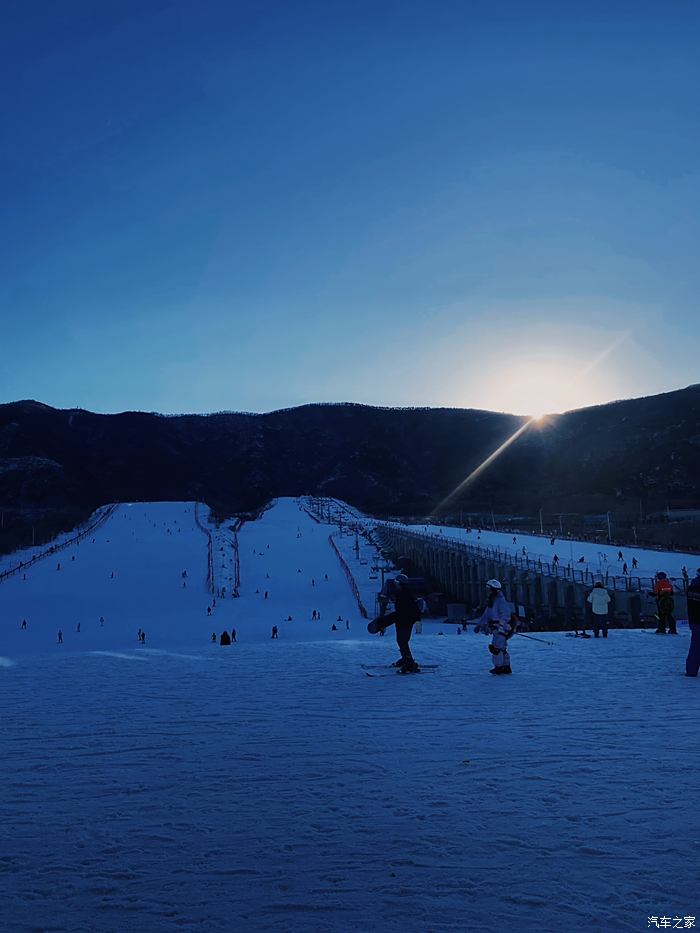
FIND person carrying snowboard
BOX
[475,579,515,674]
[381,574,421,672]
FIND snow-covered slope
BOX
[1,498,697,933]
[385,521,700,586]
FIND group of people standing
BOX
[373,568,700,679]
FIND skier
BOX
[57,629,63,644]
[650,572,676,634]
[553,554,559,566]
[331,623,338,631]
[632,558,638,569]
[207,606,212,616]
[271,625,279,639]
[20,619,27,630]
[587,582,611,637]
[140,630,146,644]
[231,628,237,643]
[211,632,216,643]
[622,562,628,575]
[686,568,700,677]
[617,550,624,561]
[475,579,515,674]
[264,591,269,599]
[76,622,80,633]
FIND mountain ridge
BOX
[1,384,699,518]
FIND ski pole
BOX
[515,632,554,646]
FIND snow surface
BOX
[1,498,698,932]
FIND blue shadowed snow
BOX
[1,499,698,931]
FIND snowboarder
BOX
[686,568,700,677]
[389,574,421,673]
[587,582,611,637]
[650,572,676,634]
[475,579,515,674]
[331,623,338,631]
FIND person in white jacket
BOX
[475,579,515,674]
[587,581,611,637]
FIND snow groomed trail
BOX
[1,499,698,932]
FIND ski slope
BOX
[1,498,698,932]
[387,521,700,584]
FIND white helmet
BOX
[486,578,502,590]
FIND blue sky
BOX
[2,0,698,415]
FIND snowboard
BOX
[367,611,397,634]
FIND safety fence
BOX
[232,519,243,597]
[328,533,368,618]
[302,505,322,524]
[0,503,119,585]
[194,502,214,594]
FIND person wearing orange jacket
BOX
[650,572,676,635]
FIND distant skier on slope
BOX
[475,580,515,675]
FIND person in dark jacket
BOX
[220,630,231,646]
[686,568,700,677]
[387,574,421,673]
